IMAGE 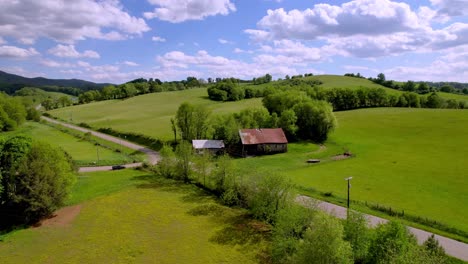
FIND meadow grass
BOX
[0,122,137,166]
[235,108,468,235]
[49,88,262,140]
[0,169,268,263]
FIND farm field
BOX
[0,169,267,263]
[49,88,262,140]
[236,108,468,234]
[0,122,138,166]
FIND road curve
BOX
[296,195,468,261]
[41,116,160,172]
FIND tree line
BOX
[152,143,454,264]
[348,72,468,95]
[77,77,205,104]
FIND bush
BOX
[248,173,294,224]
[293,212,353,264]
[344,211,370,263]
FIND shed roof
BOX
[192,140,225,149]
[239,128,288,145]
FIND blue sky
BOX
[0,0,467,83]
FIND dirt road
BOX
[296,195,468,261]
[41,116,160,172]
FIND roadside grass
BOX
[0,122,138,166]
[49,88,262,140]
[235,108,468,239]
[44,121,146,162]
[0,169,269,264]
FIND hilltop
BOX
[0,70,111,95]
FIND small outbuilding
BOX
[239,128,288,156]
[192,140,225,155]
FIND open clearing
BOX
[236,108,468,234]
[0,170,268,264]
[0,122,136,166]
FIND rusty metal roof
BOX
[192,140,225,149]
[239,128,288,145]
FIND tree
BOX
[157,145,176,179]
[211,114,239,145]
[423,234,445,258]
[426,92,443,108]
[294,212,353,264]
[440,85,454,93]
[344,211,370,262]
[376,73,386,84]
[271,205,315,263]
[403,81,416,92]
[368,221,417,264]
[0,138,76,225]
[175,102,195,141]
[175,141,193,183]
[170,118,177,143]
[248,173,294,224]
[58,96,72,107]
[278,109,298,139]
[294,100,337,142]
[192,105,210,139]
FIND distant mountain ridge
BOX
[0,70,112,94]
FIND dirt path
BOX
[41,116,160,172]
[34,205,82,228]
[296,195,468,261]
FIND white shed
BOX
[192,140,225,155]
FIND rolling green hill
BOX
[49,88,262,140]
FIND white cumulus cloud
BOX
[48,44,100,58]
[152,36,166,42]
[0,45,39,58]
[144,0,236,23]
[0,0,150,43]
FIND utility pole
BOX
[345,177,353,209]
[96,143,100,164]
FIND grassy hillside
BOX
[0,170,268,263]
[49,88,262,140]
[236,108,468,235]
[0,122,140,166]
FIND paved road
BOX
[296,195,468,261]
[41,116,160,172]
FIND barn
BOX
[192,140,225,155]
[239,128,288,156]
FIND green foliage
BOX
[293,212,353,264]
[156,145,177,179]
[210,114,239,145]
[175,102,210,141]
[0,93,27,131]
[248,173,294,224]
[271,205,315,263]
[208,81,245,101]
[175,141,193,183]
[294,100,337,142]
[0,137,75,225]
[344,211,371,262]
[367,221,417,264]
[423,234,446,257]
[426,92,444,108]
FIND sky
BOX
[0,0,467,83]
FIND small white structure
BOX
[192,140,225,155]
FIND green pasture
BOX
[49,88,262,140]
[0,170,268,263]
[436,92,468,102]
[236,108,468,234]
[0,122,136,166]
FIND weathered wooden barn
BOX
[192,140,225,155]
[239,128,288,156]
